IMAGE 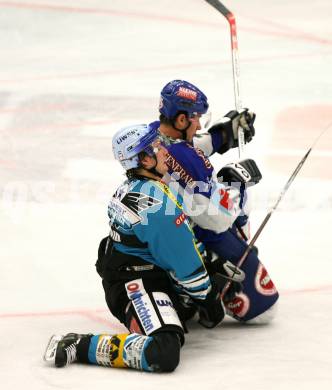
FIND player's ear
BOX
[140,155,149,168]
[140,155,154,169]
[174,113,187,128]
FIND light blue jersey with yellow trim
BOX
[108,177,210,300]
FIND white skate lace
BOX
[65,343,77,365]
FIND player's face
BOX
[140,139,169,175]
[186,113,202,142]
[155,145,169,175]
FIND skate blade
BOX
[43,335,63,363]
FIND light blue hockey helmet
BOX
[112,123,159,170]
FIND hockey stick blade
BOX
[204,0,232,16]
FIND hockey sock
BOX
[83,333,154,372]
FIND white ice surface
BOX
[0,0,332,389]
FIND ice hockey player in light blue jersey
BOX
[152,79,279,323]
[44,123,233,373]
[107,144,211,301]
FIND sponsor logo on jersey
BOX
[156,299,174,308]
[174,212,186,227]
[152,292,183,328]
[165,153,196,189]
[225,292,250,318]
[255,264,278,296]
[177,87,197,101]
[126,280,157,333]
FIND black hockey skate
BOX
[44,333,87,367]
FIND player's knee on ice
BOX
[243,302,278,325]
[145,332,181,372]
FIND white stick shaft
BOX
[204,1,244,158]
[228,14,244,158]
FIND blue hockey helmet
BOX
[159,80,209,119]
[112,123,160,170]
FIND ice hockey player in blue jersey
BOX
[150,79,279,323]
[44,123,234,373]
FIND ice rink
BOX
[1,0,332,388]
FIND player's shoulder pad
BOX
[166,141,214,190]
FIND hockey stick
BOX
[204,0,245,158]
[220,122,332,299]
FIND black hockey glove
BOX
[197,275,226,329]
[205,257,245,304]
[208,109,256,154]
[217,159,262,187]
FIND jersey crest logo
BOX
[122,192,162,214]
[108,197,141,227]
[225,292,250,318]
[255,264,278,296]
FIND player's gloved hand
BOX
[225,108,256,147]
[208,109,256,153]
[208,260,245,304]
[197,275,225,329]
[217,159,262,186]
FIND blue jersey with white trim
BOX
[108,177,210,300]
[161,140,243,237]
[149,121,243,238]
[149,120,224,157]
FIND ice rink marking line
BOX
[266,149,332,158]
[282,285,332,295]
[1,52,331,85]
[0,103,76,114]
[238,11,332,45]
[0,308,126,331]
[0,308,107,319]
[0,118,118,132]
[1,285,331,321]
[0,1,331,46]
